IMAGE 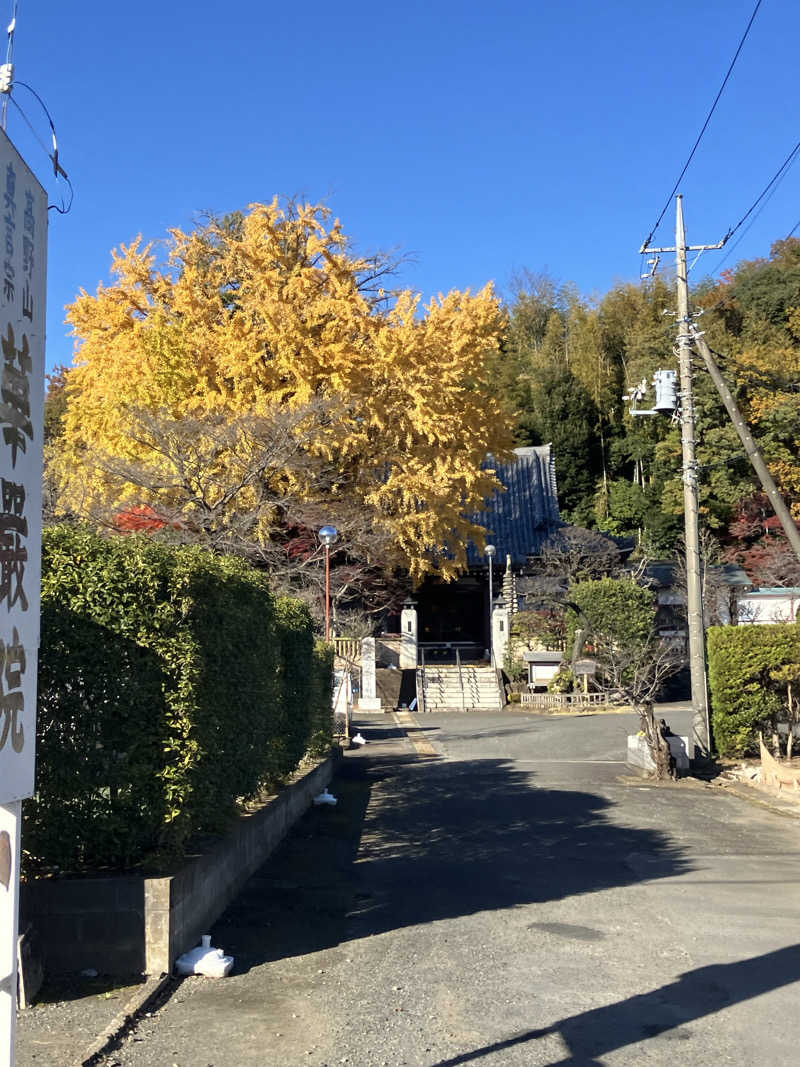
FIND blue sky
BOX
[6,0,799,372]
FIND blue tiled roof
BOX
[466,445,561,567]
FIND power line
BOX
[725,138,800,241]
[713,139,800,272]
[7,89,74,214]
[640,0,764,252]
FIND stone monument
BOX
[357,637,382,711]
[400,599,418,669]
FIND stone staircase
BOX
[417,665,505,712]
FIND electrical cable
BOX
[7,91,73,213]
[640,0,764,252]
[713,140,800,272]
[14,80,67,176]
[724,138,800,242]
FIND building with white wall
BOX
[737,587,800,625]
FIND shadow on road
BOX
[352,724,440,742]
[213,745,691,976]
[428,942,800,1065]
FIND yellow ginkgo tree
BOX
[52,199,512,586]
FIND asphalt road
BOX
[96,709,800,1066]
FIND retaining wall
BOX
[21,755,337,976]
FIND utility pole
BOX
[640,196,724,758]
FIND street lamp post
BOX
[486,545,496,666]
[319,525,338,641]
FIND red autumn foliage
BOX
[723,494,800,587]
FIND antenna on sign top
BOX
[0,1,18,131]
[0,0,74,214]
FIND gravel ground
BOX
[15,973,145,1066]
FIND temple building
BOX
[411,444,561,662]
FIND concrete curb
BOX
[76,973,172,1066]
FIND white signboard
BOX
[0,128,47,804]
[0,128,47,1067]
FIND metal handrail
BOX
[470,669,481,705]
[417,646,427,714]
[456,648,466,712]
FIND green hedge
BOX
[707,622,800,757]
[25,525,333,874]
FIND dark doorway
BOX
[415,576,485,649]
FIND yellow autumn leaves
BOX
[52,199,512,580]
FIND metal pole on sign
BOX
[1,802,22,1067]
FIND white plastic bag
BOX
[175,935,234,977]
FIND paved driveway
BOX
[95,709,800,1066]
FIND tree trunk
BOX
[639,701,673,780]
[788,683,795,762]
[772,728,782,759]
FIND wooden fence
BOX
[521,691,611,709]
[333,638,362,664]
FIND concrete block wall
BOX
[21,875,147,975]
[22,755,337,977]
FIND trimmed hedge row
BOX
[25,525,333,874]
[707,622,800,757]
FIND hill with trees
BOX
[496,239,800,584]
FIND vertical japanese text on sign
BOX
[0,130,46,805]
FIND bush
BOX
[272,601,335,765]
[308,641,336,756]
[503,647,528,683]
[25,525,333,874]
[707,623,800,757]
[567,578,656,651]
[549,666,575,693]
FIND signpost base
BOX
[1,802,21,1067]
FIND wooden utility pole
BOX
[675,197,711,757]
[641,196,724,757]
[641,196,800,757]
